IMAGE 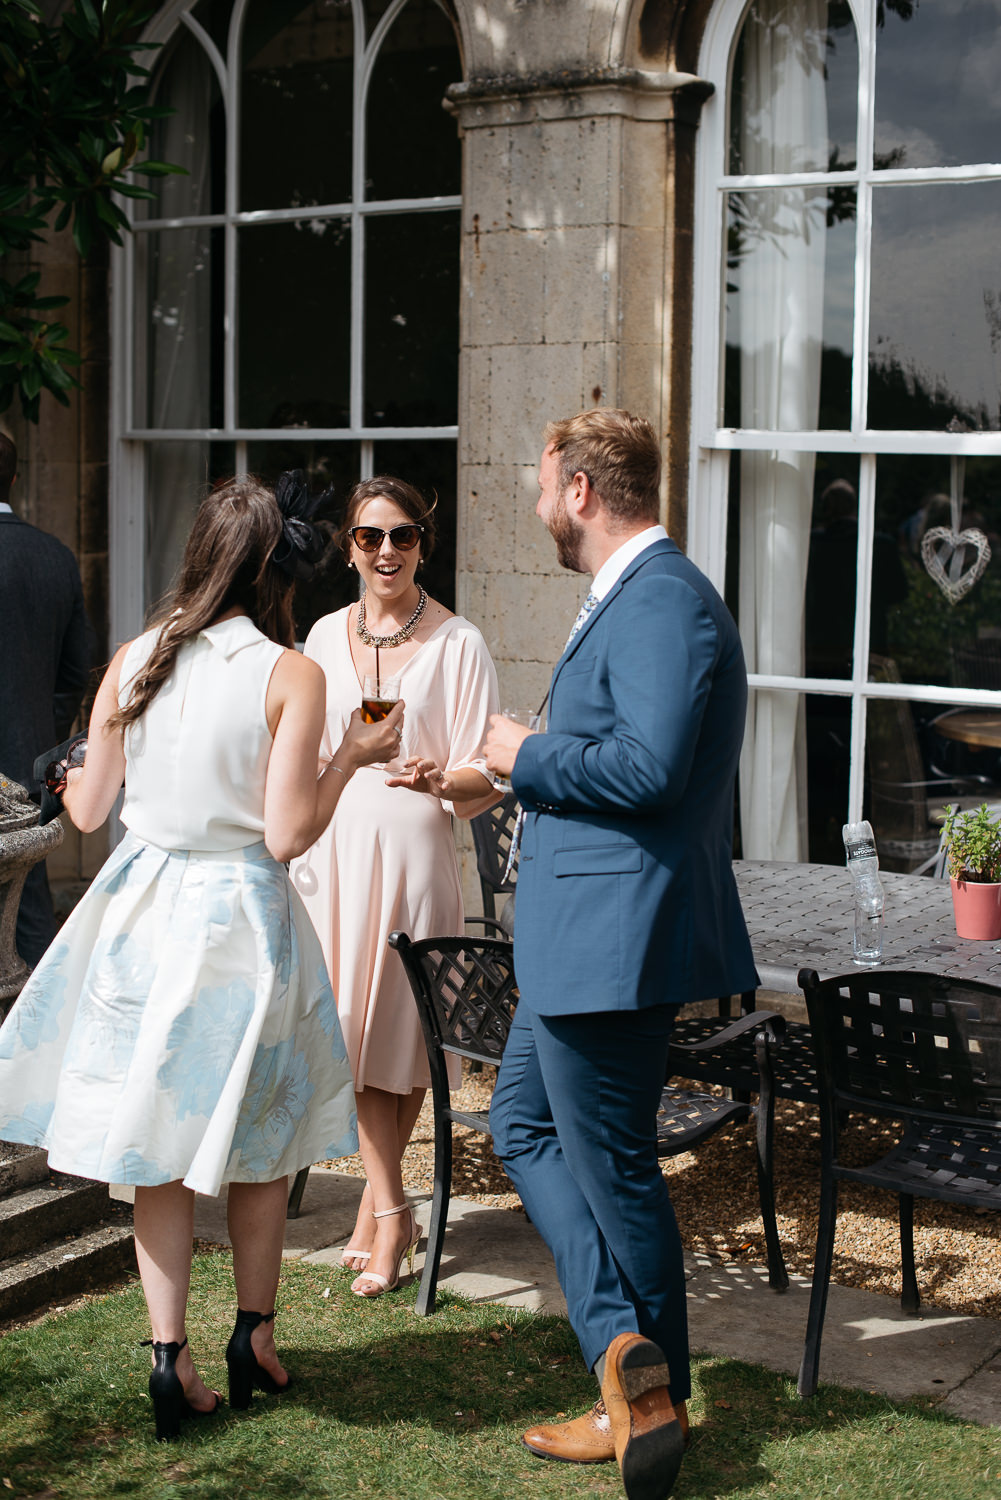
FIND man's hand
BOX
[484,712,537,781]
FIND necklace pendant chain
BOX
[356,585,429,649]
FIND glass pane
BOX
[141,25,224,221]
[240,0,354,211]
[238,219,351,428]
[879,454,1001,690]
[364,211,459,426]
[246,440,362,638]
[136,227,222,429]
[804,458,863,678]
[875,0,1001,169]
[722,187,855,429]
[372,439,457,610]
[145,441,235,610]
[864,693,1001,874]
[868,183,1001,432]
[728,0,858,174]
[366,0,460,200]
[191,0,233,56]
[363,0,394,41]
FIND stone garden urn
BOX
[0,774,63,1018]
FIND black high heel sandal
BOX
[225,1309,292,1410]
[141,1337,222,1442]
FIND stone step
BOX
[0,1143,49,1197]
[0,1174,112,1261]
[0,1218,135,1323]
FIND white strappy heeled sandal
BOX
[350,1203,421,1297]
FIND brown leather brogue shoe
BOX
[522,1397,691,1465]
[522,1399,616,1463]
[600,1332,685,1500]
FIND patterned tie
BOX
[503,593,599,885]
[564,590,598,650]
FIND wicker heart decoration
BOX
[920,525,992,604]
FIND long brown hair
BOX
[109,476,295,732]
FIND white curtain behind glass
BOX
[736,0,828,860]
[144,29,214,611]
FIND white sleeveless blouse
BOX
[118,614,285,852]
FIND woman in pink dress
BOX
[291,477,499,1296]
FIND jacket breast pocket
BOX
[553,846,644,877]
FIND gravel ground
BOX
[331,1063,1001,1321]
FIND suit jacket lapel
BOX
[551,538,679,687]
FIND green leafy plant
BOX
[942,802,1001,883]
[0,0,182,420]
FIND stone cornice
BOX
[445,67,714,128]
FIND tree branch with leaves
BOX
[0,0,182,421]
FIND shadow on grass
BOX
[1,1256,997,1500]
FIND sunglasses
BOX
[348,523,424,553]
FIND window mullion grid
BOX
[851,0,877,437]
[350,6,369,434]
[224,3,242,434]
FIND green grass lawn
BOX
[1,1254,999,1500]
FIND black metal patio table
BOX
[668,859,1001,1107]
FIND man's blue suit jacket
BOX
[511,537,758,1015]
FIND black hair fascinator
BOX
[271,469,331,581]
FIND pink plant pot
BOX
[950,876,1001,940]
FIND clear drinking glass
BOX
[361,674,401,723]
[493,710,541,791]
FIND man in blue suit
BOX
[484,409,757,1500]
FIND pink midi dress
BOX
[290,608,499,1094]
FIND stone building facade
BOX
[7,0,1001,902]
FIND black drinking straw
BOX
[375,643,380,696]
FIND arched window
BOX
[692,0,1001,868]
[112,0,461,640]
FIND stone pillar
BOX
[448,67,712,707]
[0,776,64,1018]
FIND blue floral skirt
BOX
[0,834,358,1196]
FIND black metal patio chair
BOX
[796,967,1001,1398]
[390,929,789,1315]
[468,791,520,933]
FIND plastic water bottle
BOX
[843,820,885,967]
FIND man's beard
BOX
[549,492,585,572]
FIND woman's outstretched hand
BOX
[337,701,405,769]
[385,756,453,798]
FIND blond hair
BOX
[543,409,661,524]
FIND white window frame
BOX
[110,0,460,646]
[689,0,1001,828]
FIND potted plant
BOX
[942,802,1001,939]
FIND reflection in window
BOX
[705,0,1001,868]
[127,0,462,628]
[874,0,1001,171]
[364,212,459,426]
[238,219,352,429]
[366,0,460,200]
[869,184,1001,432]
[240,0,354,212]
[729,0,858,175]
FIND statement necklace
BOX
[356,585,428,648]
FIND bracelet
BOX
[328,764,349,779]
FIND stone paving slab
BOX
[192,1167,1001,1427]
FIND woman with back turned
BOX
[0,473,403,1440]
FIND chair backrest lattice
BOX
[470,794,521,918]
[801,968,1001,1126]
[390,932,518,1070]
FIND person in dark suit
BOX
[0,432,93,966]
[484,409,757,1500]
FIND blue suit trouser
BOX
[490,1003,690,1402]
[16,861,57,969]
